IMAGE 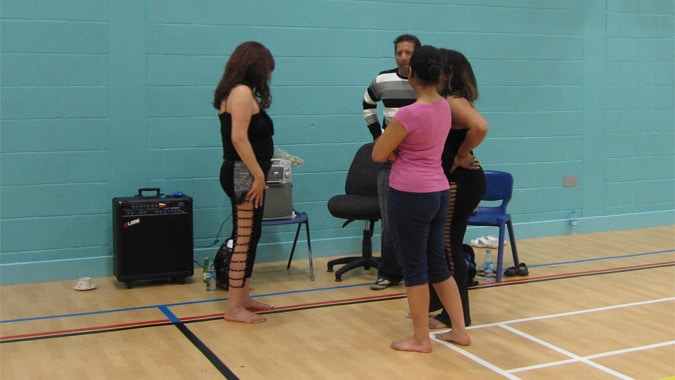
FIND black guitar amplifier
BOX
[112,188,194,288]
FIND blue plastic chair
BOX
[262,209,314,281]
[467,170,520,282]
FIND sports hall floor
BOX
[1,225,673,379]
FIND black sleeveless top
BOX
[219,111,274,161]
[441,129,469,173]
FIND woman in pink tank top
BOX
[373,45,471,353]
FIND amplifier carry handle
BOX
[137,188,161,197]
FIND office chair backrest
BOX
[483,170,513,211]
[345,143,379,196]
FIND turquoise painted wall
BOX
[1,0,673,284]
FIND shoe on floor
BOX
[470,235,499,248]
[370,278,400,290]
[516,262,529,276]
[504,263,529,277]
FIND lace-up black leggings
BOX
[429,167,486,326]
[220,159,270,288]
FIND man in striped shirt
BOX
[362,34,421,290]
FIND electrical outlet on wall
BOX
[564,175,578,187]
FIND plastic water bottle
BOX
[483,249,495,283]
[569,210,579,235]
[204,257,216,293]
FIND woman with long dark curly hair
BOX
[428,48,488,333]
[213,41,275,324]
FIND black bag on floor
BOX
[213,238,233,290]
[463,243,479,287]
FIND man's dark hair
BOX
[393,34,421,50]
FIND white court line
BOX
[507,340,675,374]
[431,336,521,380]
[584,340,675,360]
[474,297,675,329]
[501,324,634,379]
[431,297,674,379]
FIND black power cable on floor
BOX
[194,215,232,249]
[193,215,232,267]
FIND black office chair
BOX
[327,143,382,281]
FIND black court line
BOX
[473,261,675,288]
[2,261,673,379]
[174,323,237,379]
[159,306,238,380]
[4,261,672,343]
[0,320,174,344]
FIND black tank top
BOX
[442,129,469,172]
[219,111,274,161]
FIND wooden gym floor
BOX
[1,225,674,379]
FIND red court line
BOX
[1,294,409,342]
[490,261,675,285]
[1,318,170,342]
[180,292,408,322]
[181,313,225,322]
[264,292,407,311]
[3,261,672,343]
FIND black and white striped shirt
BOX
[362,68,416,140]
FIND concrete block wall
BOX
[1,0,673,284]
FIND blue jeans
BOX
[377,162,402,282]
[387,187,450,287]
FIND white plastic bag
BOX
[273,148,303,167]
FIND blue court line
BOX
[525,250,673,269]
[0,283,368,324]
[158,305,181,324]
[0,304,165,324]
[2,249,672,325]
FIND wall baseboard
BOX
[2,210,673,285]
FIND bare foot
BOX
[224,308,267,324]
[244,298,274,310]
[434,330,471,346]
[390,337,432,353]
[428,318,448,329]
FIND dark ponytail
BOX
[409,45,442,85]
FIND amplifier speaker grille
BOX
[112,195,194,288]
